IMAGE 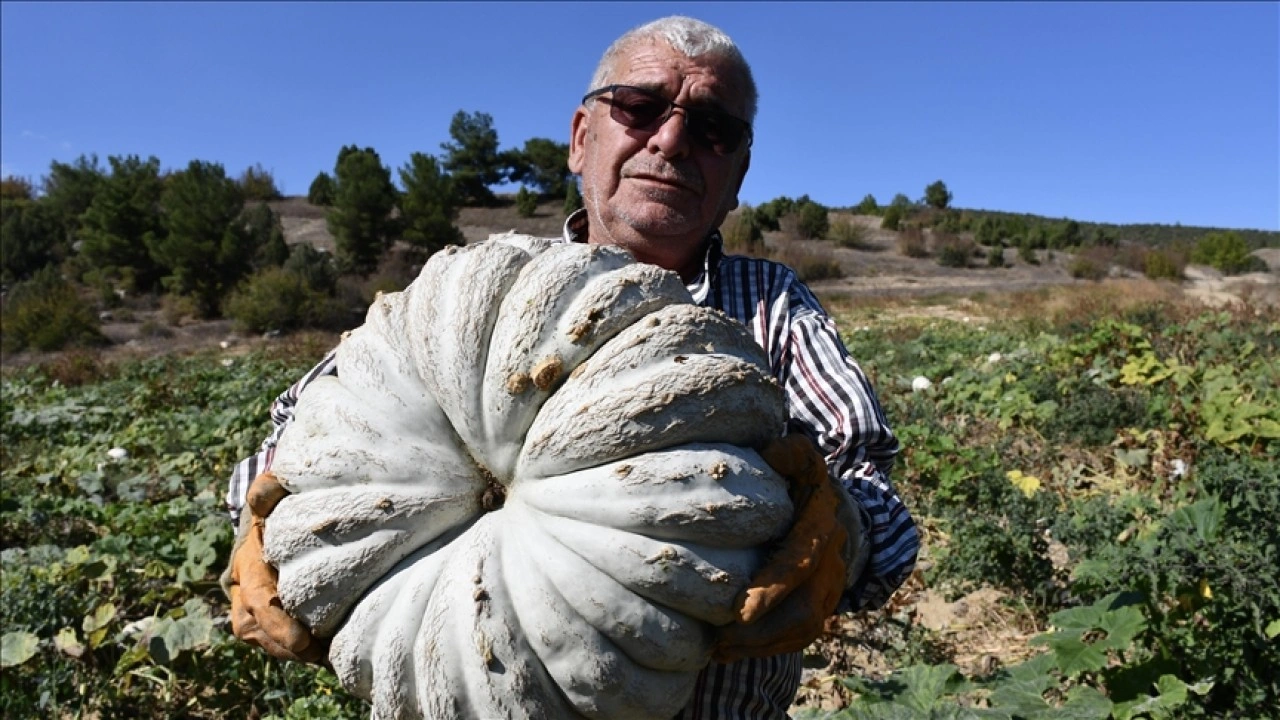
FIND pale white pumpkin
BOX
[262,235,792,720]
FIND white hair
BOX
[587,16,758,124]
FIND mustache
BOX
[621,158,704,193]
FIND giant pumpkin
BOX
[262,235,793,719]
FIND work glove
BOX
[712,434,857,663]
[223,471,327,663]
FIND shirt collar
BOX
[561,208,722,302]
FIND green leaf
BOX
[82,601,117,649]
[82,602,116,632]
[1046,635,1108,677]
[1113,675,1212,720]
[1097,605,1146,651]
[892,664,968,712]
[146,613,214,664]
[1169,499,1222,543]
[1265,619,1280,639]
[1031,685,1112,719]
[1,631,41,668]
[984,654,1056,714]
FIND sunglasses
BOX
[582,84,753,155]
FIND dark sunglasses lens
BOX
[687,111,744,154]
[608,87,669,128]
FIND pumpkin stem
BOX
[479,468,506,512]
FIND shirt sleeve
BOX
[225,350,339,523]
[777,278,919,612]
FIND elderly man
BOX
[226,15,917,719]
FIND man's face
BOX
[568,40,751,280]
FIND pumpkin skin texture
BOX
[261,235,793,720]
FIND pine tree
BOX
[515,186,538,218]
[924,180,953,210]
[397,152,464,258]
[326,146,397,274]
[308,172,335,206]
[441,110,504,206]
[150,159,253,316]
[505,138,571,197]
[241,201,289,269]
[78,155,166,292]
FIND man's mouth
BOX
[627,173,700,194]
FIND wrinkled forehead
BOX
[609,39,750,115]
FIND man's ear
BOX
[568,107,589,174]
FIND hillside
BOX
[268,195,1279,304]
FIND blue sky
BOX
[2,2,1276,230]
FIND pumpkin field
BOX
[2,279,1277,719]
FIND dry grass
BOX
[771,240,844,282]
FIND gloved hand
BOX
[712,434,852,663]
[225,471,327,663]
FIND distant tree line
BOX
[4,137,1273,354]
[0,109,577,352]
[720,178,1272,278]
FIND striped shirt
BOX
[226,210,919,719]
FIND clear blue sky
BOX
[2,2,1277,230]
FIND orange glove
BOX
[226,472,327,663]
[712,434,852,663]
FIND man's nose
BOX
[646,107,691,160]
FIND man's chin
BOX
[614,200,706,238]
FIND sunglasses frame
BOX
[582,84,753,155]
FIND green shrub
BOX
[881,204,904,231]
[773,242,843,282]
[1144,247,1185,280]
[283,244,338,295]
[897,225,927,258]
[930,468,1058,601]
[986,242,1006,267]
[755,196,794,231]
[721,207,765,255]
[515,186,538,218]
[0,266,106,353]
[224,267,345,334]
[1034,377,1149,446]
[829,217,870,249]
[854,193,878,215]
[239,163,282,201]
[160,292,200,326]
[1068,254,1108,281]
[1191,231,1266,274]
[796,200,830,240]
[1017,240,1040,266]
[935,233,973,268]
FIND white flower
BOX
[221,358,235,368]
[912,376,933,392]
[220,341,230,349]
[1171,459,1189,479]
[107,447,128,461]
[987,352,1003,364]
